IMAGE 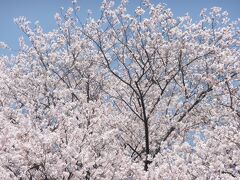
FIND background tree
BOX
[0,0,239,179]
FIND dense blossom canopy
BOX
[0,0,239,179]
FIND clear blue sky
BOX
[0,0,239,54]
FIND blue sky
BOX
[0,0,239,54]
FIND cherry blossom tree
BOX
[0,0,239,179]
